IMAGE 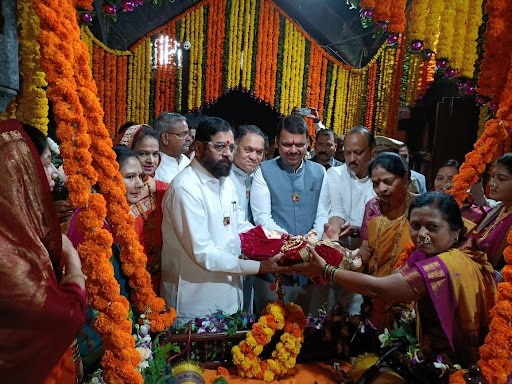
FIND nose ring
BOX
[418,234,431,245]
[490,182,498,190]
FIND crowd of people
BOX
[1,107,509,382]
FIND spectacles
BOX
[202,141,237,153]
[168,131,190,140]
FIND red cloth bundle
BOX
[239,225,285,261]
[240,226,346,267]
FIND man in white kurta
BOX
[320,126,376,314]
[154,112,192,183]
[160,117,283,326]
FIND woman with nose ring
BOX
[293,192,496,375]
[463,153,512,278]
[114,124,169,292]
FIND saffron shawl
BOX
[0,120,86,382]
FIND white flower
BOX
[136,346,152,372]
[47,137,60,155]
[433,360,449,377]
[378,328,392,348]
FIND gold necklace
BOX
[477,205,512,242]
[131,186,155,220]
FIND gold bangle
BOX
[61,273,87,285]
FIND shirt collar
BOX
[276,157,304,173]
[191,158,225,185]
[345,164,370,182]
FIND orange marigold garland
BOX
[34,0,176,381]
[232,301,307,382]
[393,241,415,269]
[33,0,146,382]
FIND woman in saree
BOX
[67,145,144,372]
[0,120,87,383]
[115,123,168,291]
[356,152,415,277]
[465,153,512,280]
[295,192,496,369]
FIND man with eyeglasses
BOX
[160,117,287,325]
[228,124,266,313]
[154,112,192,183]
[250,115,330,314]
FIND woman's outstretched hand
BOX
[289,246,326,280]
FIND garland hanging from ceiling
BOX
[86,0,436,138]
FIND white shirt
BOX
[228,164,254,223]
[250,160,329,237]
[160,159,259,325]
[321,163,375,227]
[154,152,190,184]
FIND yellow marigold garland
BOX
[232,301,307,382]
[436,1,456,60]
[15,0,49,133]
[461,0,483,78]
[423,0,443,52]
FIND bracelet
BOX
[322,264,330,281]
[330,266,339,283]
[71,338,81,362]
[61,273,87,285]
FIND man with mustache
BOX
[160,117,286,325]
[311,129,343,170]
[321,125,376,314]
[250,115,329,314]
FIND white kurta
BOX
[321,163,376,227]
[154,152,191,184]
[160,159,258,325]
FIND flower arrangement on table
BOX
[166,310,256,368]
[349,306,464,384]
[231,301,307,382]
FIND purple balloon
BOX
[361,9,373,18]
[103,4,117,15]
[79,12,93,24]
[444,68,457,78]
[387,33,399,45]
[410,40,424,52]
[122,0,135,12]
[436,59,449,69]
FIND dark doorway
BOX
[202,90,282,141]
